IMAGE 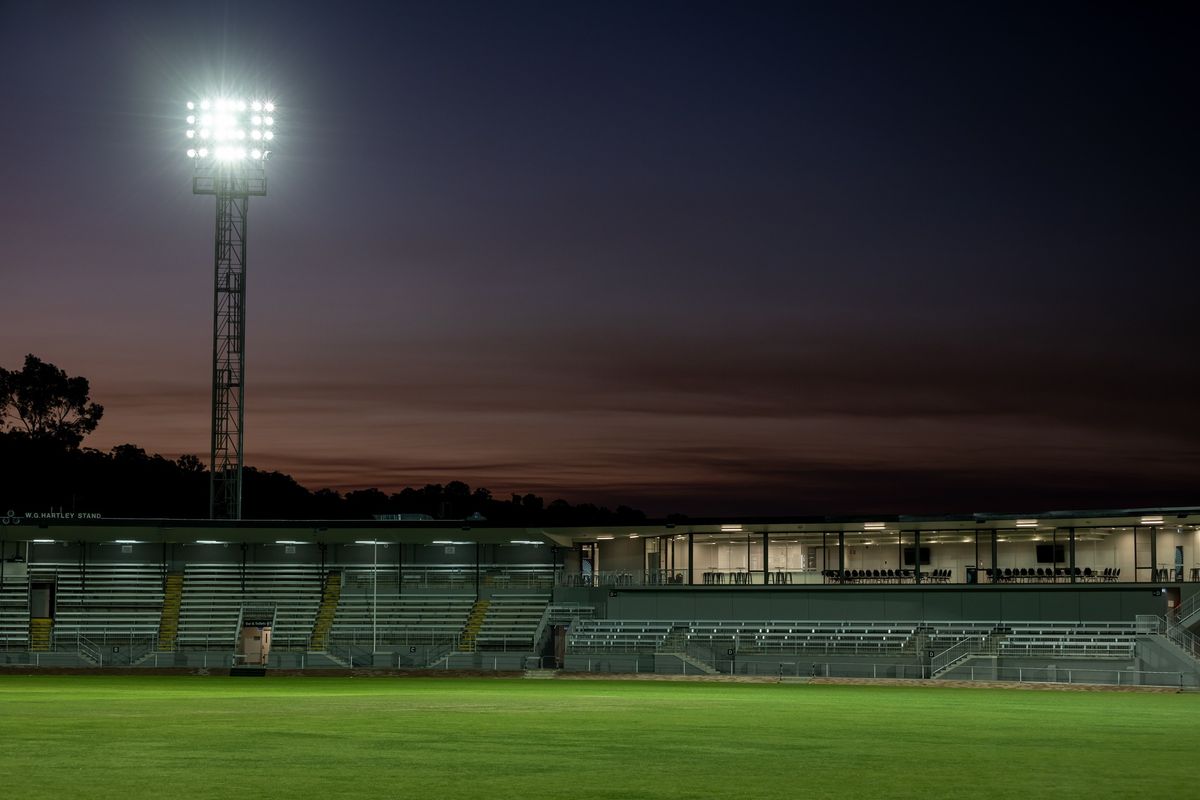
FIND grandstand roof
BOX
[5,505,1197,545]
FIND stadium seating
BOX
[474,594,550,650]
[0,572,29,648]
[687,621,917,654]
[178,564,322,649]
[330,586,474,645]
[30,563,164,645]
[567,620,675,653]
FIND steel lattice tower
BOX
[185,97,275,519]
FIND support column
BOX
[991,530,999,583]
[914,530,922,584]
[837,531,845,579]
[762,531,769,585]
[687,533,694,586]
[1150,526,1158,582]
[1068,527,1076,583]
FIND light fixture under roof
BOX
[33,539,55,544]
[863,522,886,530]
[1141,515,1164,525]
[720,524,743,531]
[113,539,140,544]
[1015,519,1038,528]
[596,535,614,540]
[275,540,306,545]
[195,540,223,545]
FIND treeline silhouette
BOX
[0,433,646,524]
[0,355,645,523]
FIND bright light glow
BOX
[628,533,640,538]
[355,540,382,545]
[113,539,139,544]
[251,115,262,125]
[195,539,222,545]
[264,116,274,126]
[186,148,197,158]
[33,539,55,544]
[596,535,614,540]
[720,524,742,531]
[263,130,274,140]
[864,522,886,530]
[198,128,210,139]
[197,147,208,157]
[236,129,246,139]
[237,100,247,111]
[1015,519,1038,528]
[1141,515,1164,525]
[185,130,195,138]
[264,101,275,112]
[509,539,544,545]
[250,148,263,159]
[251,100,263,112]
[251,130,262,140]
[200,99,210,110]
[186,101,195,110]
[275,540,307,545]
[186,114,196,124]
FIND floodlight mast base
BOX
[194,164,267,520]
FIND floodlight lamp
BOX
[199,128,210,139]
[237,100,247,111]
[251,115,262,125]
[251,100,263,112]
[186,148,197,158]
[251,130,262,140]
[186,114,196,124]
[264,101,275,112]
[186,130,195,138]
[186,101,195,110]
[197,147,208,157]
[250,148,262,159]
[263,130,274,140]
[264,116,274,126]
[200,99,210,110]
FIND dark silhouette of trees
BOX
[0,355,647,523]
[0,354,103,448]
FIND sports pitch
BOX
[0,675,1194,799]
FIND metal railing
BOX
[930,636,986,675]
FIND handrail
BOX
[1175,593,1200,628]
[930,635,984,675]
[77,635,103,666]
[1162,616,1200,661]
[530,605,552,658]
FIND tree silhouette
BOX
[0,354,103,448]
[0,355,647,523]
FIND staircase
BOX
[157,572,183,651]
[657,625,720,674]
[30,617,53,652]
[658,625,690,654]
[459,599,490,652]
[309,571,343,652]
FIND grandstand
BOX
[0,505,1196,685]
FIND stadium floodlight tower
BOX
[185,96,276,519]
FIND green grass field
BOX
[0,675,1194,799]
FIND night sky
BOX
[2,2,1198,516]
